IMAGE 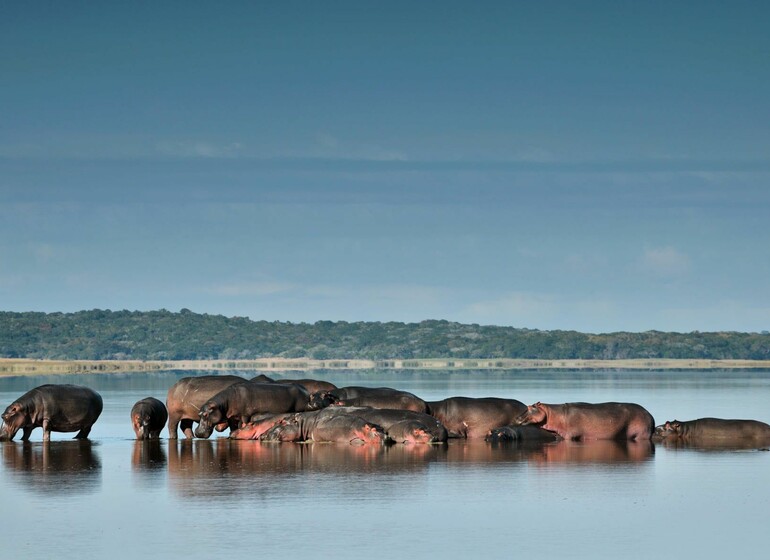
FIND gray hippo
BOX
[353,408,448,444]
[261,409,387,445]
[194,382,312,439]
[0,384,103,442]
[654,418,770,446]
[515,401,655,441]
[130,397,168,440]
[251,374,337,394]
[314,386,428,413]
[427,397,527,438]
[486,424,562,443]
[165,375,248,439]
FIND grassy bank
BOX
[3,357,770,376]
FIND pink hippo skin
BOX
[229,413,293,440]
[515,402,654,441]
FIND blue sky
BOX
[1,1,769,333]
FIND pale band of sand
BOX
[2,358,770,376]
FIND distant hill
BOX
[0,309,768,361]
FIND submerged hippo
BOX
[515,401,654,441]
[130,397,168,440]
[194,382,311,439]
[427,397,527,438]
[486,424,562,444]
[165,375,248,439]
[261,410,386,445]
[654,418,770,444]
[0,384,103,442]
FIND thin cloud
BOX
[208,281,295,297]
[638,246,691,278]
[309,132,408,162]
[155,140,244,158]
[465,292,560,322]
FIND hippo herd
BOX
[2,374,770,450]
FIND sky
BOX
[1,1,769,333]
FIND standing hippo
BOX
[249,374,337,394]
[654,418,770,444]
[515,401,654,441]
[317,386,427,413]
[0,384,103,442]
[427,397,527,439]
[165,375,248,439]
[130,397,168,440]
[194,382,311,439]
[261,410,386,445]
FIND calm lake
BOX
[1,369,769,559]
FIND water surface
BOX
[1,370,769,559]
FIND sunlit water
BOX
[1,370,769,559]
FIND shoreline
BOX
[2,357,770,376]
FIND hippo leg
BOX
[42,419,51,442]
[167,416,180,439]
[21,426,34,441]
[74,426,92,439]
[180,419,195,439]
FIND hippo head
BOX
[403,426,433,445]
[229,423,260,440]
[260,416,302,442]
[132,412,151,440]
[307,391,336,410]
[514,403,547,426]
[351,423,386,445]
[194,401,224,439]
[653,421,682,440]
[389,420,435,444]
[0,402,29,441]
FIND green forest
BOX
[1,309,769,361]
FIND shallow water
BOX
[1,370,769,559]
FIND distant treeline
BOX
[1,309,769,361]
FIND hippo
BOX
[426,397,528,438]
[261,410,387,445]
[486,424,562,444]
[229,413,295,440]
[165,375,248,439]
[654,418,770,444]
[514,401,655,441]
[194,382,312,439]
[130,397,168,440]
[249,374,337,394]
[347,408,448,443]
[0,384,103,442]
[315,386,427,413]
